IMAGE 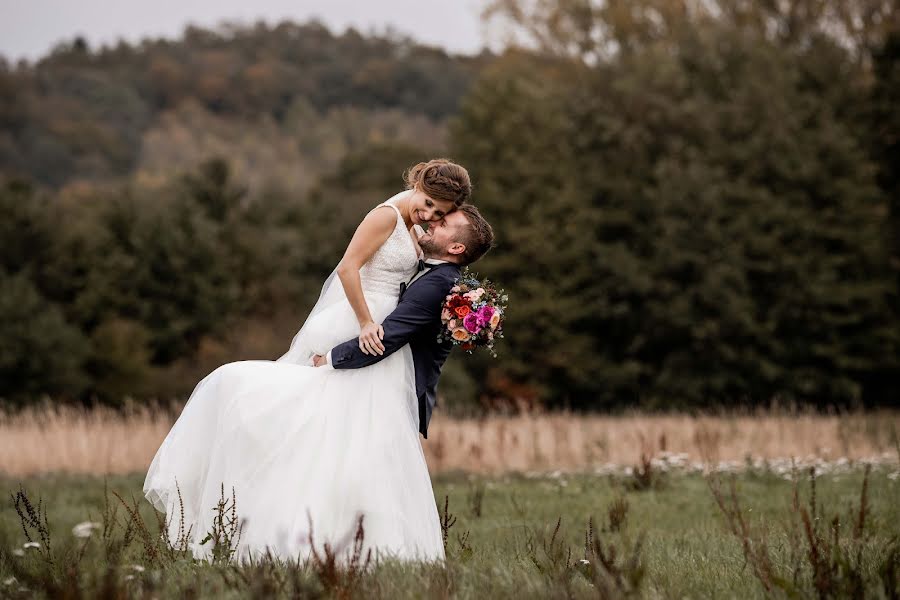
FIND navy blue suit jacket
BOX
[329,262,461,438]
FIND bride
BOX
[143,159,472,563]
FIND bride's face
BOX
[408,189,455,227]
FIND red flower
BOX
[447,294,472,318]
[460,342,475,351]
[447,294,469,309]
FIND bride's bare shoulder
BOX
[341,206,398,264]
[362,202,400,224]
[359,204,398,230]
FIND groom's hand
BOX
[312,354,326,367]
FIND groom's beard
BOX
[418,237,445,260]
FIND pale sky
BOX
[0,0,491,63]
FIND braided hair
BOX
[404,159,472,207]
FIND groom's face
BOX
[418,211,468,260]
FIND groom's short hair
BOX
[454,205,494,265]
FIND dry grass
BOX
[1,404,897,477]
[0,403,174,476]
[425,410,900,473]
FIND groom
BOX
[313,205,494,438]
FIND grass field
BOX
[2,466,898,598]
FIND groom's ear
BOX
[447,242,466,257]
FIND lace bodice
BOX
[275,193,421,362]
[358,195,420,295]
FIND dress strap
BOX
[375,201,404,222]
[372,192,409,228]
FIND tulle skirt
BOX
[143,291,445,563]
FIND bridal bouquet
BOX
[437,268,507,357]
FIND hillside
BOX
[0,20,489,189]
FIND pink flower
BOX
[476,305,495,326]
[441,309,452,321]
[463,312,482,334]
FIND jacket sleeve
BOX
[330,275,450,370]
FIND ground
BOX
[1,466,898,598]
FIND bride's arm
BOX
[336,207,396,355]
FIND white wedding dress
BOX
[143,192,445,563]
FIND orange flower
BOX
[489,311,501,329]
[454,305,471,318]
[451,328,471,342]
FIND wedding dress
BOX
[143,192,445,563]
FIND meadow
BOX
[1,407,898,597]
[1,462,899,597]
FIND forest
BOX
[1,2,898,412]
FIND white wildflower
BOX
[579,559,591,565]
[12,549,24,557]
[72,521,102,538]
[130,564,145,572]
[23,542,41,549]
[123,575,135,582]
[2,577,16,586]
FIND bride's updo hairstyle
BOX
[404,159,472,207]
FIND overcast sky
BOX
[0,0,490,63]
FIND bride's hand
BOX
[359,321,385,355]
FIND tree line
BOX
[456,0,899,409]
[1,4,897,411]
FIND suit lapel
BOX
[401,262,459,297]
